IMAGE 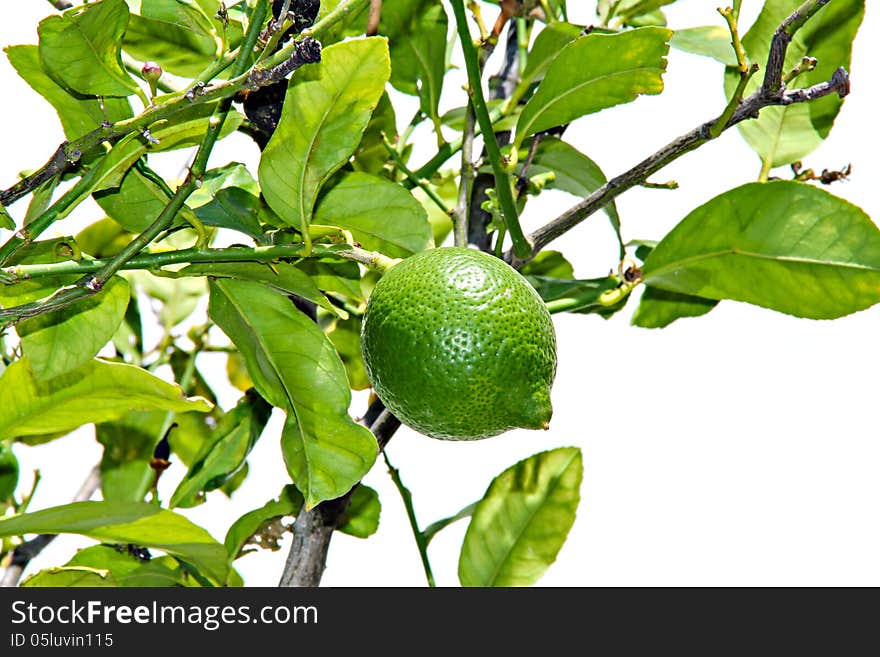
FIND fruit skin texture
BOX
[361,247,557,440]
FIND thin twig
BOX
[763,0,831,95]
[505,0,849,267]
[278,402,401,587]
[454,104,476,247]
[383,451,435,587]
[381,136,453,217]
[2,243,397,286]
[451,0,530,258]
[366,0,382,36]
[1,465,101,587]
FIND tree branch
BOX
[0,242,396,324]
[278,402,401,587]
[0,0,368,212]
[763,0,831,95]
[0,465,101,587]
[505,0,848,267]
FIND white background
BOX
[1,1,878,587]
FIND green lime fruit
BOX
[361,247,556,440]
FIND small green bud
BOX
[141,61,162,98]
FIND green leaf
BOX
[515,27,671,145]
[379,0,447,124]
[191,188,268,242]
[353,91,397,175]
[23,545,193,587]
[0,207,14,232]
[642,181,880,319]
[519,250,574,279]
[208,279,377,508]
[22,568,116,587]
[224,484,303,561]
[519,22,583,93]
[259,37,391,236]
[297,258,364,301]
[179,262,345,318]
[599,0,676,25]
[128,271,205,328]
[38,0,139,97]
[670,26,736,66]
[337,485,380,538]
[520,137,621,229]
[77,217,134,258]
[169,391,272,509]
[528,275,627,317]
[0,501,228,584]
[314,172,432,257]
[96,412,158,503]
[187,162,259,208]
[0,443,19,500]
[458,447,583,587]
[17,276,130,381]
[5,45,132,141]
[95,165,200,233]
[122,0,219,78]
[729,0,864,167]
[0,358,212,441]
[326,315,370,390]
[631,286,718,329]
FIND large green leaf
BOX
[314,172,432,257]
[259,38,390,237]
[179,262,344,318]
[169,391,272,509]
[0,501,227,584]
[0,358,212,441]
[5,45,132,141]
[17,276,130,381]
[642,181,880,319]
[23,545,192,587]
[458,447,583,587]
[38,0,139,97]
[208,279,377,508]
[224,485,303,561]
[670,26,736,66]
[122,0,219,78]
[379,0,447,125]
[515,27,671,145]
[631,286,718,328]
[729,0,864,167]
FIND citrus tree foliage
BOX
[0,0,870,587]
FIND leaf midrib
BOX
[644,247,880,283]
